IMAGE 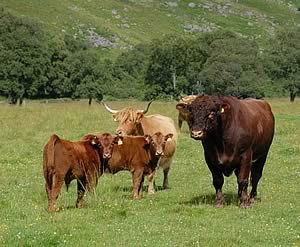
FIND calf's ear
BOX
[165,133,173,142]
[91,136,100,146]
[115,136,123,145]
[144,135,152,144]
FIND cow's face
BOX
[97,133,121,160]
[102,101,153,136]
[113,111,143,136]
[145,132,173,157]
[176,96,225,140]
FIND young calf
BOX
[106,132,174,199]
[43,133,118,212]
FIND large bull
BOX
[102,101,177,193]
[176,95,275,208]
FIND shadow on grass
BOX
[112,185,166,193]
[183,192,240,207]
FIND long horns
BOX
[101,102,118,114]
[101,100,154,114]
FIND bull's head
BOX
[101,101,153,136]
[145,132,173,157]
[176,96,228,140]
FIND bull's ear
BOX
[176,103,189,113]
[115,136,123,145]
[220,103,230,114]
[136,112,144,123]
[144,135,152,144]
[165,133,173,142]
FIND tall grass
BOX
[0,98,299,246]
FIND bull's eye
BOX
[208,112,215,120]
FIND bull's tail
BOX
[43,135,60,189]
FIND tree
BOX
[65,49,106,104]
[146,34,207,98]
[197,31,266,98]
[0,9,51,104]
[263,27,300,101]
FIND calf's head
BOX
[102,101,153,136]
[83,133,121,160]
[176,96,227,140]
[96,133,122,160]
[145,132,173,157]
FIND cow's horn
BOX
[101,102,119,114]
[141,100,153,114]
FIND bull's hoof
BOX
[250,197,256,204]
[216,203,224,208]
[216,199,224,208]
[240,202,252,209]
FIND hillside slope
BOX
[1,0,300,52]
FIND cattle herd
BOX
[43,95,275,212]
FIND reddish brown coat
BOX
[106,132,173,199]
[43,133,117,212]
[176,95,275,208]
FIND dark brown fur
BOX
[176,95,275,208]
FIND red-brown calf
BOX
[106,132,173,199]
[43,133,118,212]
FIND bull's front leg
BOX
[132,169,144,200]
[209,165,224,208]
[238,151,252,208]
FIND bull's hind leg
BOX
[250,154,268,204]
[48,175,64,212]
[76,179,87,208]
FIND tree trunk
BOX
[88,97,92,105]
[290,90,296,102]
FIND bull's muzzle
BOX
[191,130,204,140]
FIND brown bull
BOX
[102,101,177,193]
[176,95,197,131]
[43,133,118,212]
[176,95,275,208]
[106,132,174,199]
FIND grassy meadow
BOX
[0,98,299,246]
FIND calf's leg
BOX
[76,179,86,208]
[147,170,156,194]
[48,175,64,212]
[132,169,144,200]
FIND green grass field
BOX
[0,98,299,246]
